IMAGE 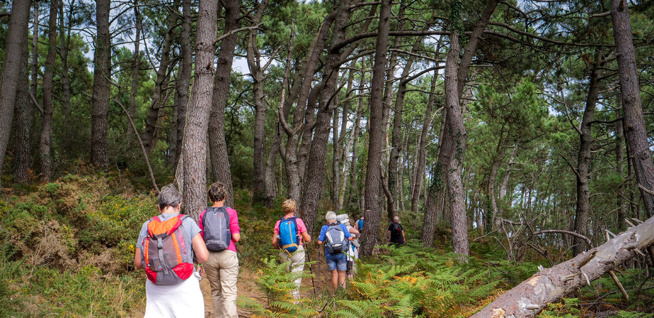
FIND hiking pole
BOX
[306,243,317,297]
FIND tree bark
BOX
[488,131,505,231]
[573,52,603,256]
[126,1,141,147]
[13,40,32,183]
[412,71,438,215]
[299,0,354,236]
[172,0,192,170]
[91,0,111,167]
[39,0,59,182]
[59,0,73,153]
[360,0,391,256]
[282,10,338,202]
[208,0,239,207]
[142,9,176,153]
[445,31,469,257]
[248,0,270,205]
[612,0,654,218]
[616,118,627,231]
[472,215,654,317]
[0,0,32,184]
[181,0,218,220]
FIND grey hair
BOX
[393,216,400,222]
[158,185,183,209]
[325,211,337,222]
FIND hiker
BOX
[134,185,209,318]
[199,182,241,318]
[272,199,311,299]
[337,214,359,280]
[387,216,406,246]
[318,211,353,291]
[356,213,365,232]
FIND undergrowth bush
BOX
[239,242,527,317]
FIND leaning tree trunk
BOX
[208,0,239,207]
[616,117,627,231]
[573,52,603,256]
[360,0,391,256]
[181,0,218,221]
[91,0,111,167]
[39,0,58,182]
[471,215,654,317]
[173,0,192,169]
[411,67,438,215]
[299,0,354,236]
[126,1,141,147]
[142,9,176,153]
[444,31,469,257]
[612,0,654,218]
[14,42,33,183]
[0,0,32,185]
[248,0,270,205]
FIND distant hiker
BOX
[272,199,311,299]
[318,211,353,291]
[199,182,241,318]
[337,214,360,280]
[134,185,209,318]
[356,213,365,232]
[387,216,406,246]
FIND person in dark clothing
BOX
[387,216,406,246]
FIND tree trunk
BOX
[616,118,627,231]
[573,52,603,256]
[472,215,654,317]
[299,0,354,236]
[59,0,73,153]
[39,0,58,182]
[126,1,141,147]
[142,9,176,153]
[360,0,391,256]
[612,0,654,218]
[91,0,111,167]
[0,0,33,184]
[248,0,269,205]
[444,32,469,257]
[489,131,505,231]
[345,76,365,210]
[411,70,438,215]
[500,144,517,199]
[172,0,192,170]
[181,0,218,220]
[208,0,239,207]
[283,10,338,202]
[13,40,32,183]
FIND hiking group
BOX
[133,183,402,317]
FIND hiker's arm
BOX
[402,230,406,243]
[349,227,359,236]
[134,248,143,269]
[387,230,391,242]
[272,233,279,248]
[301,231,311,243]
[232,233,241,242]
[192,234,209,264]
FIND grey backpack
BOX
[325,223,347,254]
[202,207,231,251]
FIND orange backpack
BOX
[142,215,194,285]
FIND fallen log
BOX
[471,215,654,318]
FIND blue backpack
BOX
[279,217,300,253]
[357,219,364,230]
[202,207,231,252]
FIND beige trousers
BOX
[280,245,305,299]
[204,250,239,318]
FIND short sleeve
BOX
[227,208,240,234]
[273,220,281,234]
[296,218,307,233]
[399,224,404,231]
[135,221,150,250]
[341,224,351,238]
[183,217,202,239]
[318,225,327,242]
[388,224,393,231]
